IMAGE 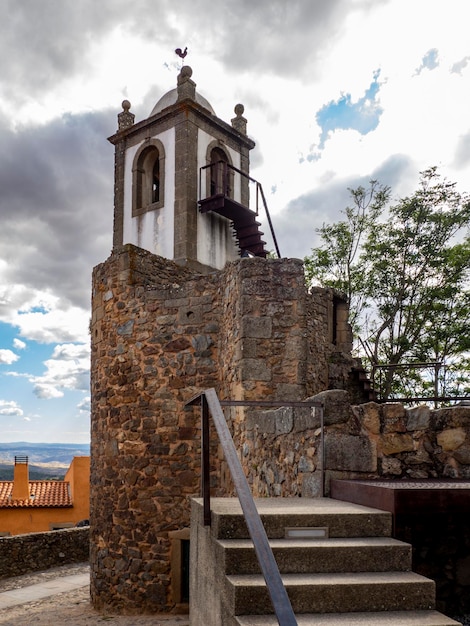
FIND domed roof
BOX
[150,88,216,117]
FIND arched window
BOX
[152,159,160,204]
[210,147,228,196]
[205,145,233,199]
[132,139,165,217]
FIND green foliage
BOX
[304,167,470,401]
[304,180,390,331]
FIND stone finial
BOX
[118,100,135,131]
[231,103,247,134]
[177,65,196,102]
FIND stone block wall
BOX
[243,394,470,615]
[90,245,354,614]
[239,389,352,498]
[220,257,312,403]
[243,393,470,496]
[0,527,89,579]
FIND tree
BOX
[304,181,390,331]
[305,168,470,401]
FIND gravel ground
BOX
[0,563,189,626]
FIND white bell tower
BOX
[108,66,267,272]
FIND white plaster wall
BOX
[196,129,240,269]
[122,128,175,259]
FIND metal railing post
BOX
[203,389,297,626]
[319,406,325,497]
[201,393,211,526]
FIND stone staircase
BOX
[350,363,378,403]
[190,497,461,626]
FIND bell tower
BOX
[108,65,262,271]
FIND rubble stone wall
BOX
[242,391,470,498]
[0,528,89,579]
[90,245,222,613]
[243,393,470,615]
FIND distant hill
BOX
[0,464,69,481]
[0,442,90,481]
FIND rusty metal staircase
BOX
[198,162,280,258]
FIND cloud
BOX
[51,344,89,360]
[13,338,26,350]
[451,56,470,75]
[203,0,352,78]
[0,0,132,108]
[2,293,90,344]
[0,109,114,332]
[78,396,91,414]
[0,400,23,417]
[31,343,90,399]
[0,0,356,114]
[0,349,19,365]
[272,154,413,259]
[33,385,65,400]
[454,131,470,170]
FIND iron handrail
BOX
[376,396,470,404]
[186,388,303,626]
[370,361,469,406]
[199,162,281,258]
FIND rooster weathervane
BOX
[175,46,188,67]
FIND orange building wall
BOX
[64,456,90,523]
[0,456,90,536]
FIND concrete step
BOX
[226,571,436,615]
[235,611,462,625]
[196,497,392,539]
[217,536,412,575]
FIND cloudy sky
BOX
[0,0,469,444]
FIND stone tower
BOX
[109,65,259,271]
[90,67,355,615]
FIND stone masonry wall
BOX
[90,245,353,614]
[218,259,353,496]
[242,392,470,497]
[90,245,222,613]
[243,393,470,615]
[0,527,89,579]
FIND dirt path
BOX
[0,564,190,626]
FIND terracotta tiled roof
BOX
[0,481,73,508]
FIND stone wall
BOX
[243,393,470,615]
[329,400,470,482]
[242,392,470,496]
[0,527,89,579]
[90,243,469,615]
[90,245,354,613]
[239,390,350,498]
[90,245,222,613]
